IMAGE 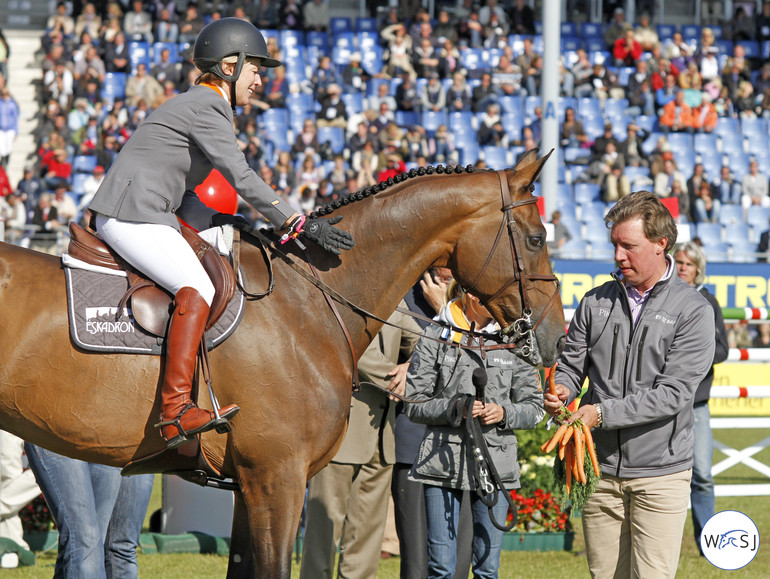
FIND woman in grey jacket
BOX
[405,286,544,579]
[88,18,354,448]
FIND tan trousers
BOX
[582,469,692,579]
[300,449,393,579]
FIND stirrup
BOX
[155,403,239,449]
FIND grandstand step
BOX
[4,29,42,187]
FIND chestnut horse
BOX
[0,151,565,577]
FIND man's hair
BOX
[604,190,678,252]
[674,241,707,285]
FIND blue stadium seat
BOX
[580,201,607,225]
[356,30,379,51]
[498,95,523,115]
[501,113,522,142]
[700,240,730,262]
[556,183,573,206]
[730,238,759,263]
[697,149,724,176]
[482,146,509,169]
[460,48,486,73]
[764,40,770,59]
[71,155,96,174]
[747,206,770,230]
[306,31,330,54]
[718,204,745,226]
[588,50,610,65]
[260,108,289,134]
[584,36,606,53]
[101,72,127,104]
[330,17,353,34]
[524,95,542,120]
[342,93,364,115]
[581,22,603,37]
[454,129,478,150]
[558,238,588,259]
[484,48,503,68]
[589,241,616,261]
[726,152,750,180]
[395,110,419,128]
[681,25,702,43]
[667,133,694,156]
[317,126,346,155]
[695,222,723,244]
[741,116,766,142]
[635,115,657,134]
[561,36,582,52]
[724,222,751,242]
[288,110,314,134]
[361,45,384,76]
[280,29,304,47]
[720,131,744,155]
[715,116,740,137]
[332,46,354,66]
[574,183,601,205]
[128,41,151,69]
[356,17,378,32]
[448,111,476,133]
[694,132,719,153]
[367,77,390,97]
[577,97,602,119]
[287,92,314,114]
[421,110,448,135]
[656,24,678,41]
[617,67,635,87]
[624,166,651,187]
[583,115,605,140]
[458,142,480,166]
[563,147,588,164]
[561,22,578,36]
[604,98,629,118]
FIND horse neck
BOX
[323,173,492,323]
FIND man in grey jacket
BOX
[545,191,715,579]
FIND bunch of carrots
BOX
[540,365,601,499]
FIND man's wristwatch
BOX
[595,404,603,426]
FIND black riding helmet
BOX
[193,18,281,84]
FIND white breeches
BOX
[94,215,215,306]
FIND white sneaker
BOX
[1,552,19,568]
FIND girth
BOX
[67,221,236,336]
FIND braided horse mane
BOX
[311,163,478,218]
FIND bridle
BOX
[463,170,561,363]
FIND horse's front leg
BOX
[227,467,306,579]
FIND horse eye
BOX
[529,236,544,247]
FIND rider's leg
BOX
[94,215,239,447]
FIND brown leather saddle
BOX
[67,221,236,336]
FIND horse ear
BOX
[514,148,554,188]
[513,148,540,171]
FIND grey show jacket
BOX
[89,85,295,232]
[555,258,716,479]
[404,323,545,491]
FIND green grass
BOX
[7,429,770,578]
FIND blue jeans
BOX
[690,402,715,552]
[424,485,509,579]
[24,444,153,579]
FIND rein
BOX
[233,168,558,389]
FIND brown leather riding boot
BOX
[157,286,239,449]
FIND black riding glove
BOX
[301,216,355,255]
[210,213,252,231]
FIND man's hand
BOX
[301,216,355,255]
[543,383,570,416]
[385,362,410,401]
[568,404,600,429]
[419,271,448,313]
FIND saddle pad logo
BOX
[85,307,136,335]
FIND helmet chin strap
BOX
[217,52,245,113]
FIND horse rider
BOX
[88,18,355,449]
